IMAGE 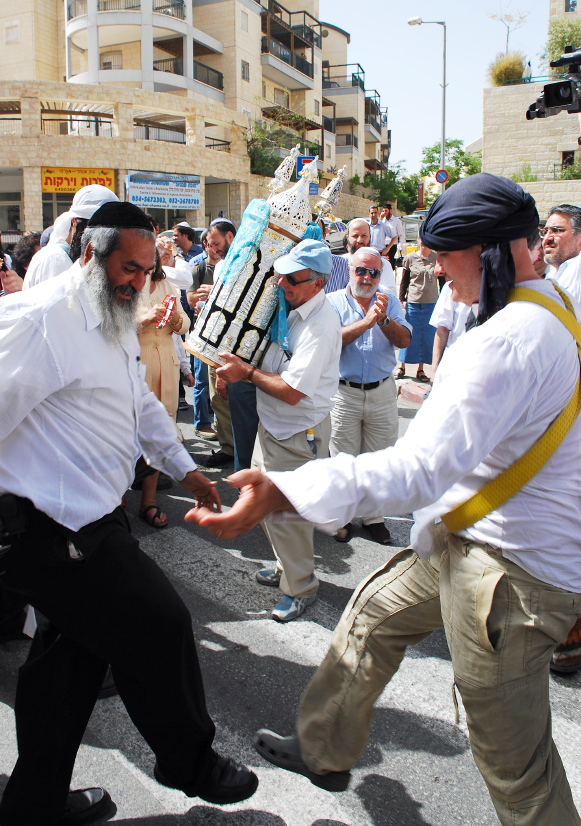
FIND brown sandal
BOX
[139,505,168,529]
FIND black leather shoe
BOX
[362,522,391,545]
[54,788,114,825]
[203,450,234,468]
[154,750,258,805]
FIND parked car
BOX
[325,219,347,253]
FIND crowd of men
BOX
[1,179,581,825]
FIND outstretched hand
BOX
[184,468,293,539]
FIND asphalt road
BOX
[0,388,579,826]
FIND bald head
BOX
[346,219,371,254]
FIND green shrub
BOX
[348,173,361,195]
[541,16,581,75]
[488,51,525,86]
[559,161,581,180]
[510,163,537,183]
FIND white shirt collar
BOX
[292,286,325,321]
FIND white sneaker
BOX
[271,595,316,623]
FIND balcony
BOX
[322,115,335,133]
[67,0,87,19]
[42,117,114,137]
[97,0,140,9]
[365,114,380,133]
[134,123,186,143]
[193,59,224,90]
[259,1,322,47]
[206,138,231,152]
[152,0,185,19]
[323,64,365,92]
[336,133,358,149]
[0,119,22,136]
[260,36,313,79]
[153,57,183,75]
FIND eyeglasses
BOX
[354,266,381,279]
[279,272,312,286]
[541,225,570,238]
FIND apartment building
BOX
[0,0,387,234]
[481,0,581,213]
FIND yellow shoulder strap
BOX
[442,284,581,534]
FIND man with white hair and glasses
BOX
[327,247,411,545]
[545,204,581,303]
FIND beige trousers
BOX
[330,377,399,525]
[251,416,331,599]
[297,523,581,826]
[208,365,234,456]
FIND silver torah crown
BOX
[268,155,319,239]
[315,165,347,218]
[267,144,301,197]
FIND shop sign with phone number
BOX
[125,174,201,210]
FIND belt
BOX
[339,377,391,391]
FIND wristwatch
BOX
[379,316,391,329]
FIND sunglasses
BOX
[354,266,381,279]
[280,272,312,286]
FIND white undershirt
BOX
[23,245,73,290]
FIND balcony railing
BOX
[206,138,231,152]
[97,0,140,9]
[291,22,321,49]
[322,115,335,133]
[323,73,365,92]
[152,0,185,19]
[261,36,313,78]
[0,119,22,135]
[260,1,321,46]
[153,57,183,75]
[134,123,186,143]
[193,59,224,90]
[67,0,87,19]
[42,117,113,137]
[365,114,380,133]
[336,133,358,148]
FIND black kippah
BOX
[88,201,155,231]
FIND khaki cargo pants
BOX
[297,523,581,826]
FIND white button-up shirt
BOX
[429,282,471,348]
[23,244,73,290]
[0,266,196,531]
[257,289,342,440]
[382,215,405,247]
[552,251,581,304]
[268,279,581,592]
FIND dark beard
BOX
[83,259,140,344]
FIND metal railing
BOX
[504,74,554,86]
[0,119,22,135]
[206,138,231,152]
[97,0,140,9]
[42,117,113,137]
[261,36,313,77]
[293,53,313,78]
[322,115,335,133]
[134,123,186,143]
[336,133,358,148]
[153,57,183,75]
[291,23,321,49]
[67,0,87,19]
[323,73,365,91]
[152,0,185,19]
[193,59,224,90]
[365,114,380,133]
[554,162,581,180]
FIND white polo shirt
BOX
[257,289,341,440]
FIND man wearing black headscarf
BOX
[187,175,581,824]
[0,202,258,826]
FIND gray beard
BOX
[349,275,378,299]
[83,259,140,344]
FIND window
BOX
[566,0,577,12]
[241,60,250,81]
[241,10,248,30]
[274,87,289,108]
[314,99,320,116]
[563,150,575,168]
[325,143,331,158]
[4,22,19,44]
[100,51,122,70]
[262,81,267,98]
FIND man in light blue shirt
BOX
[327,247,412,544]
[367,204,395,256]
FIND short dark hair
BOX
[547,204,581,235]
[143,213,159,233]
[173,223,197,243]
[210,220,237,238]
[69,218,90,263]
[12,232,42,277]
[383,203,392,209]
[527,228,541,250]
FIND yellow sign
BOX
[41,167,115,194]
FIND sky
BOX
[318,0,550,174]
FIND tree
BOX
[487,8,530,55]
[541,16,581,75]
[367,164,422,215]
[420,138,482,191]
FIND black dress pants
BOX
[0,501,215,826]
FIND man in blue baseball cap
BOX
[216,239,342,622]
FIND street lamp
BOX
[408,16,447,195]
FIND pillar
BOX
[113,102,134,140]
[185,113,205,147]
[23,167,43,232]
[141,0,154,90]
[86,0,99,83]
[21,97,41,137]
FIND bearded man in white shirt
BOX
[189,174,581,826]
[215,239,342,623]
[0,201,258,826]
